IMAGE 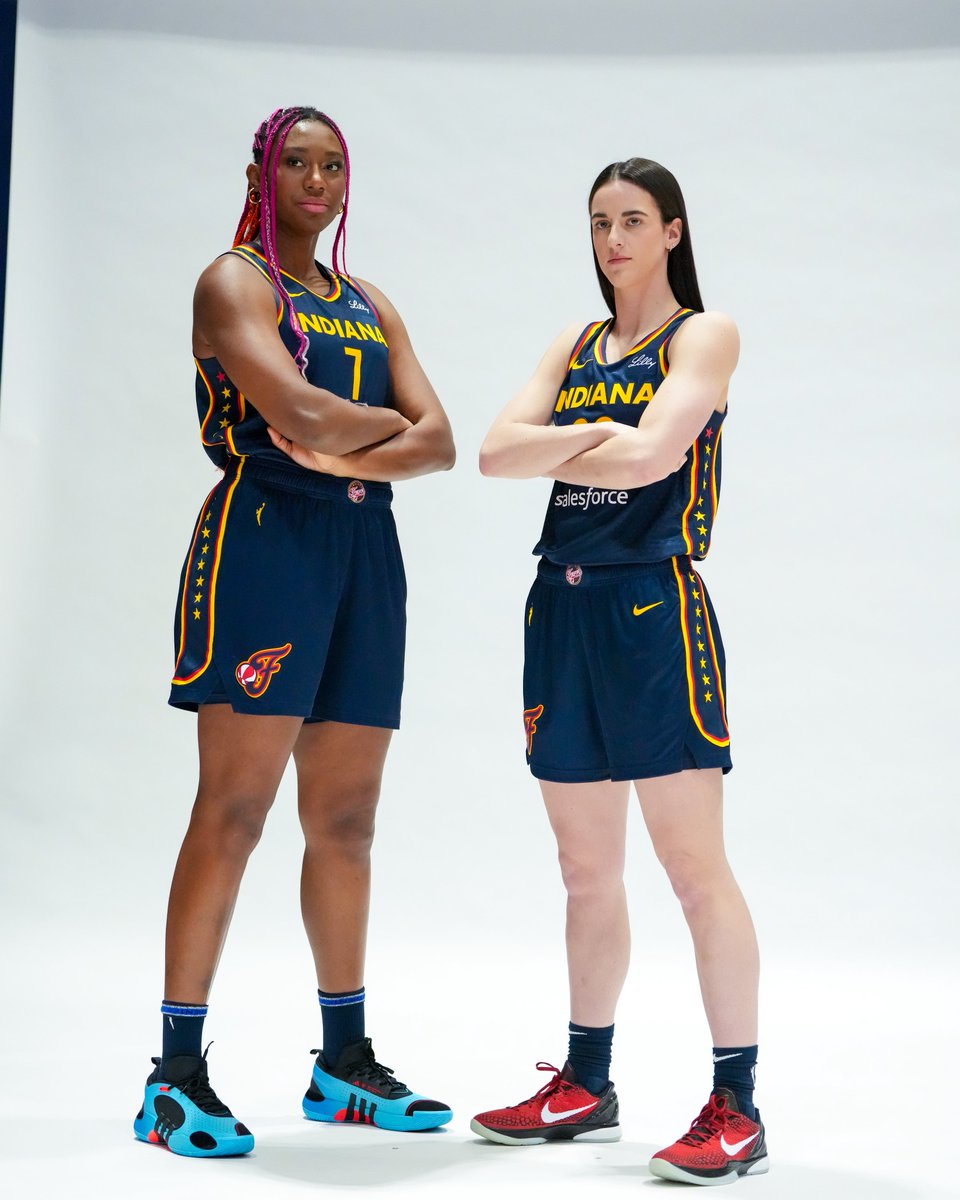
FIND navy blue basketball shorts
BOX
[169,456,406,727]
[522,557,732,782]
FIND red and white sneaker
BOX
[471,1061,620,1146]
[649,1087,769,1185]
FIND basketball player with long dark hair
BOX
[471,159,767,1186]
[133,106,455,1157]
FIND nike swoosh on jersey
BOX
[720,1130,760,1156]
[287,290,306,297]
[541,1099,598,1124]
[632,601,664,617]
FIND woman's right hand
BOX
[268,409,411,475]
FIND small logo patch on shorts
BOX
[524,704,544,756]
[347,480,366,503]
[235,643,292,698]
[565,565,582,586]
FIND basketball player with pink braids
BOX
[133,106,455,1157]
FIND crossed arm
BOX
[193,257,455,477]
[479,313,739,490]
[267,279,455,481]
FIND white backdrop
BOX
[1,3,958,1198]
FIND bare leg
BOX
[541,780,631,1027]
[294,721,392,991]
[635,768,759,1046]
[164,706,303,1001]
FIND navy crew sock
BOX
[712,1044,758,1121]
[318,987,365,1063]
[567,1021,614,1095]
[160,1001,208,1067]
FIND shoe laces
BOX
[508,1062,570,1111]
[315,1038,410,1099]
[178,1068,231,1117]
[171,1047,231,1117]
[678,1094,729,1146]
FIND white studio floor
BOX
[0,936,954,1200]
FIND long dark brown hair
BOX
[589,158,703,316]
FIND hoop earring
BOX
[248,187,260,205]
[338,204,344,214]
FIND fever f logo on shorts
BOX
[235,643,292,698]
[524,704,544,756]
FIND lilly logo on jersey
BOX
[236,643,292,698]
[627,353,657,369]
[347,298,370,313]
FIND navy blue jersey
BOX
[533,310,725,565]
[194,243,390,470]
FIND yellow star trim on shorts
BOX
[202,526,211,538]
[704,691,713,702]
[193,609,201,620]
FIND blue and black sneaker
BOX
[303,1037,452,1132]
[133,1051,254,1157]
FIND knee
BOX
[301,787,379,859]
[658,849,724,913]
[556,845,624,901]
[189,793,272,860]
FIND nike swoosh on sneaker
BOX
[541,1099,598,1124]
[720,1130,760,1156]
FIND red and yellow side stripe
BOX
[197,359,248,457]
[671,557,729,748]
[171,458,246,686]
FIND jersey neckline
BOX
[233,242,343,303]
[595,307,693,366]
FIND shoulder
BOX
[194,249,278,317]
[196,248,274,296]
[669,310,740,371]
[546,321,597,369]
